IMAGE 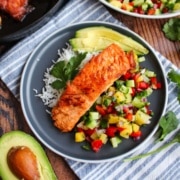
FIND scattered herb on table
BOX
[124,130,180,162]
[168,69,180,103]
[124,111,179,162]
[157,111,179,141]
[162,18,180,41]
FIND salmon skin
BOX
[0,0,34,21]
[51,44,135,132]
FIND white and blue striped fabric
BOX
[0,0,179,179]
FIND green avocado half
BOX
[0,130,57,180]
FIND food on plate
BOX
[37,26,162,152]
[0,0,34,21]
[70,26,149,55]
[51,43,136,132]
[75,60,161,152]
[0,131,56,180]
[107,0,180,15]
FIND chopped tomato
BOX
[91,139,103,152]
[95,105,106,116]
[125,113,133,121]
[137,81,149,90]
[106,126,117,137]
[147,8,156,15]
[130,130,142,138]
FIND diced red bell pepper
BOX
[147,8,156,15]
[117,127,125,132]
[106,126,117,137]
[84,129,95,136]
[122,71,132,80]
[125,113,133,121]
[150,77,162,89]
[137,81,149,90]
[95,105,106,116]
[130,130,142,138]
[91,139,103,152]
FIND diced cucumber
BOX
[155,9,161,15]
[142,3,148,11]
[132,96,146,108]
[89,112,99,120]
[133,0,145,6]
[126,80,135,87]
[120,85,130,93]
[138,56,145,62]
[125,93,132,103]
[110,136,122,148]
[85,112,99,129]
[145,69,156,77]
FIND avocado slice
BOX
[0,131,57,180]
[70,26,149,55]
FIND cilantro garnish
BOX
[168,69,180,103]
[157,111,179,141]
[50,52,86,90]
[162,18,180,41]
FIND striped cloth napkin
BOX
[0,0,179,179]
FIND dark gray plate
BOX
[20,22,168,163]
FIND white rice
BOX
[35,44,97,108]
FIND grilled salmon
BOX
[0,0,33,21]
[51,44,135,132]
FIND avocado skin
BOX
[0,130,57,180]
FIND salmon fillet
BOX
[51,44,135,132]
[0,0,33,21]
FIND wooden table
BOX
[0,11,180,179]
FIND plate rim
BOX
[99,0,180,19]
[20,21,168,163]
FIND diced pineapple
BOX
[114,91,126,103]
[132,123,140,132]
[99,133,108,144]
[108,114,120,124]
[75,132,85,142]
[120,123,132,139]
[109,0,122,8]
[135,110,151,125]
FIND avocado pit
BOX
[7,146,40,180]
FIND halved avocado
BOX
[0,130,57,180]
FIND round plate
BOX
[0,0,67,43]
[20,21,168,163]
[99,0,180,19]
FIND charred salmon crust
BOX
[51,44,135,132]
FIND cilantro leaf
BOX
[168,69,180,85]
[50,52,86,90]
[162,18,180,41]
[168,69,180,103]
[157,111,179,141]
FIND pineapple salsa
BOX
[75,51,162,152]
[107,0,180,15]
